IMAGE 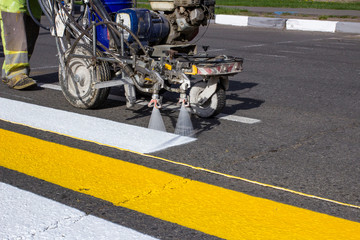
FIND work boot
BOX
[2,77,9,84]
[6,74,37,90]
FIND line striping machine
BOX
[30,0,243,118]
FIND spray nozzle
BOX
[148,98,162,109]
[178,94,189,107]
[178,98,189,107]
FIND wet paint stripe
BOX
[0,183,157,239]
[0,97,196,154]
[38,83,262,124]
[1,129,359,240]
[0,96,356,210]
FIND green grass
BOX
[136,3,151,9]
[215,0,360,10]
[215,7,250,15]
[318,14,358,20]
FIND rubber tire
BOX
[59,44,110,109]
[189,81,226,118]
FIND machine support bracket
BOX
[93,77,133,89]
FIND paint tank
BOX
[95,0,134,48]
[100,0,133,12]
[94,1,169,49]
[116,8,170,46]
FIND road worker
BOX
[0,0,42,89]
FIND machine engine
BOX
[87,0,215,52]
[109,0,215,49]
[148,0,215,44]
[116,8,170,47]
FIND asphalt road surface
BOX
[1,23,360,239]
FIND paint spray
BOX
[174,103,194,137]
[148,106,166,132]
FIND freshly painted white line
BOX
[0,183,157,240]
[217,113,261,124]
[0,97,196,153]
[38,83,262,124]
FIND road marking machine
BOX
[29,0,243,120]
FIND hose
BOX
[89,0,123,52]
[26,0,51,30]
[38,0,56,23]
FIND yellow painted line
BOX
[3,116,359,211]
[1,129,359,239]
[141,153,360,210]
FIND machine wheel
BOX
[59,44,110,109]
[189,81,226,118]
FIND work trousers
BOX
[0,11,40,80]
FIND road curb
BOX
[215,14,360,34]
[336,21,360,34]
[215,15,248,26]
[286,19,337,32]
[248,17,286,29]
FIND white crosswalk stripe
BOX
[0,97,196,153]
[0,183,157,240]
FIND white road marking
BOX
[31,65,59,70]
[38,83,62,91]
[0,97,196,153]
[295,46,314,50]
[330,42,357,46]
[255,53,287,58]
[241,44,266,48]
[279,50,305,54]
[202,48,226,52]
[237,37,337,50]
[217,113,261,124]
[277,38,335,45]
[38,83,262,125]
[0,183,157,240]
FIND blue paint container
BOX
[94,0,133,49]
[100,0,133,13]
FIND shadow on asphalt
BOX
[224,81,264,114]
[29,72,264,136]
[33,72,59,84]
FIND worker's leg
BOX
[0,11,37,89]
[25,13,40,61]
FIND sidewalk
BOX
[215,6,360,34]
